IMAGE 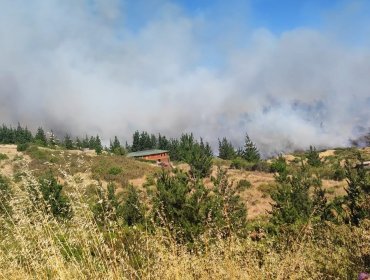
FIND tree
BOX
[0,175,12,216]
[94,135,103,155]
[131,131,140,152]
[122,185,145,226]
[188,139,213,179]
[38,174,72,220]
[344,154,370,225]
[218,137,236,160]
[93,183,120,226]
[242,134,260,162]
[151,169,247,243]
[269,163,327,229]
[63,134,74,150]
[35,127,47,146]
[110,136,125,155]
[307,145,321,167]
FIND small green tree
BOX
[270,163,327,229]
[344,155,370,225]
[94,135,103,155]
[63,134,74,150]
[188,139,213,179]
[93,183,120,226]
[307,146,321,167]
[35,127,47,146]
[110,136,125,155]
[0,175,12,216]
[38,174,72,220]
[122,185,145,226]
[218,137,236,160]
[242,134,260,162]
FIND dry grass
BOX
[0,155,369,279]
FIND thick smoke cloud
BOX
[0,1,369,155]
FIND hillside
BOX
[0,144,369,279]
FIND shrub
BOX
[17,142,30,152]
[230,157,254,170]
[0,175,12,215]
[39,173,72,219]
[108,166,122,175]
[0,153,8,160]
[236,179,252,191]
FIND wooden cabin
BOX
[127,149,170,165]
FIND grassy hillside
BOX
[0,144,369,279]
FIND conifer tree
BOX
[94,135,103,155]
[218,137,236,160]
[307,145,321,167]
[242,134,260,162]
[35,127,47,146]
[63,134,73,150]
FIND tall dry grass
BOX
[0,159,369,279]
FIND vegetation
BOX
[0,123,369,278]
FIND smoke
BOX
[0,0,369,155]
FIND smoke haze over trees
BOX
[1,1,370,155]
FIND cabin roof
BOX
[127,149,169,158]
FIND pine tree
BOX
[242,134,260,162]
[307,146,321,167]
[131,131,140,152]
[122,185,145,226]
[218,137,236,160]
[35,127,47,146]
[110,136,125,155]
[75,137,82,150]
[94,135,103,155]
[63,134,74,150]
[344,155,370,225]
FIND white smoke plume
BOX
[0,0,369,155]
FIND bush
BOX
[0,153,8,160]
[39,173,72,219]
[17,142,30,152]
[108,166,122,175]
[230,157,254,170]
[236,179,252,191]
[251,161,271,172]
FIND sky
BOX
[0,0,370,155]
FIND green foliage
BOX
[122,185,145,226]
[0,123,33,144]
[230,157,254,170]
[270,164,328,230]
[0,175,12,216]
[188,139,213,179]
[151,169,247,243]
[332,161,346,181]
[63,134,74,150]
[242,134,260,162]
[108,166,122,175]
[110,136,126,155]
[131,131,157,152]
[236,179,252,191]
[38,174,73,220]
[94,135,103,155]
[344,155,370,226]
[306,145,321,167]
[16,142,29,152]
[35,127,48,146]
[93,183,120,225]
[218,137,236,160]
[0,153,8,160]
[270,155,289,183]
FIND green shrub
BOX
[0,153,8,160]
[251,161,271,172]
[108,166,122,175]
[236,179,252,191]
[17,142,29,152]
[230,157,254,170]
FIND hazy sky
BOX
[0,0,370,155]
